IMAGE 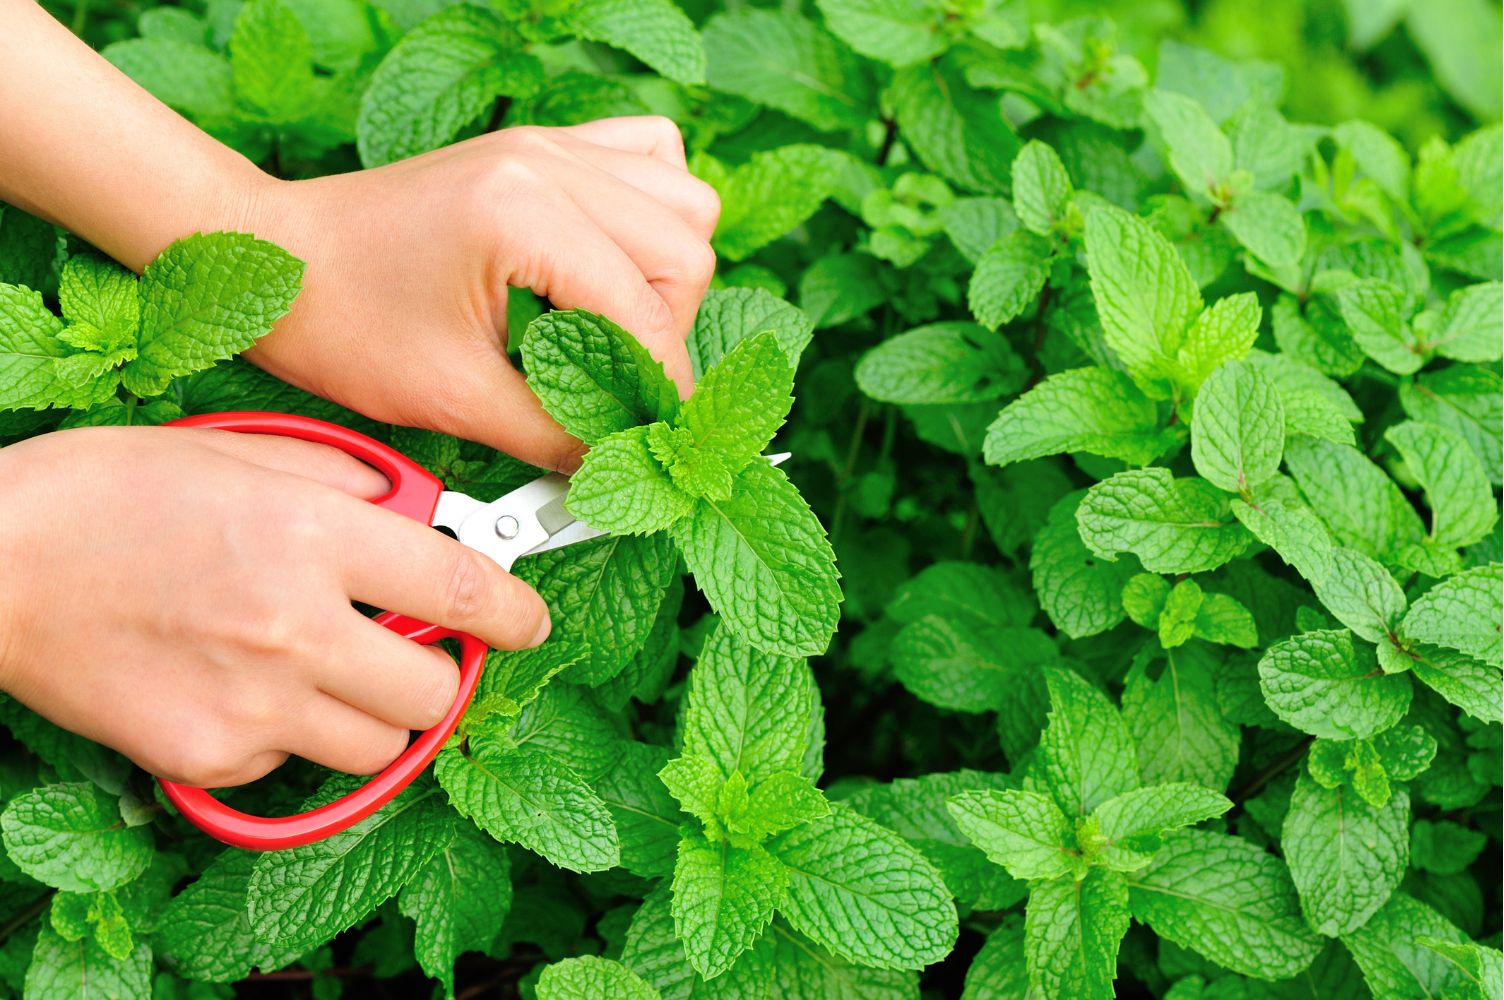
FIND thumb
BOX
[444,356,588,475]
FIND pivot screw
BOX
[495,515,520,539]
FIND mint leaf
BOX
[1285,437,1426,562]
[968,231,1052,329]
[671,460,841,656]
[1128,829,1323,979]
[1077,468,1250,574]
[947,789,1079,881]
[985,367,1175,468]
[670,835,784,978]
[1221,191,1307,268]
[1407,644,1500,723]
[58,255,138,356]
[1311,547,1408,644]
[702,9,870,132]
[1023,868,1129,1000]
[521,309,680,446]
[231,0,313,122]
[246,778,451,953]
[123,232,303,396]
[891,616,1056,713]
[435,740,619,872]
[0,284,114,410]
[1341,893,1471,998]
[1335,279,1424,375]
[1083,205,1201,396]
[1425,281,1503,363]
[709,145,851,261]
[1258,629,1412,739]
[1283,768,1407,936]
[356,7,540,167]
[1401,563,1503,668]
[1123,645,1241,791]
[815,0,949,67]
[0,782,151,892]
[566,425,692,535]
[539,955,662,1000]
[1145,89,1232,201]
[156,850,299,982]
[103,39,234,121]
[768,804,957,970]
[592,742,680,879]
[398,817,512,995]
[681,624,816,784]
[1175,292,1261,390]
[1085,783,1232,872]
[687,287,813,378]
[1190,359,1285,494]
[858,321,1025,405]
[565,0,704,86]
[1035,666,1140,818]
[680,332,793,467]
[891,55,1019,194]
[1385,420,1497,550]
[1012,140,1075,236]
[1031,491,1137,638]
[25,925,150,1000]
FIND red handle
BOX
[159,412,483,851]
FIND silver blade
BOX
[438,453,794,568]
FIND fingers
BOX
[181,429,390,499]
[331,495,552,651]
[317,617,462,731]
[284,693,412,775]
[559,139,720,240]
[557,116,688,168]
[512,195,696,394]
[448,358,588,473]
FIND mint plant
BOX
[0,0,1500,997]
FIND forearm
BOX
[0,0,269,270]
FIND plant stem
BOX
[875,117,899,166]
[1233,737,1312,803]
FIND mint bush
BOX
[0,0,1500,997]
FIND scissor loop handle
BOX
[159,412,484,851]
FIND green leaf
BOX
[1283,768,1407,937]
[435,740,620,872]
[671,835,785,979]
[1030,490,1137,639]
[1413,938,1504,1000]
[891,55,1019,194]
[1128,829,1323,979]
[1405,0,1503,121]
[702,9,871,132]
[539,956,662,1000]
[1145,89,1232,201]
[103,39,234,121]
[0,284,114,410]
[566,0,704,86]
[1077,468,1250,574]
[1158,580,1201,647]
[687,287,813,379]
[670,460,841,657]
[1221,191,1307,268]
[156,850,299,982]
[680,332,793,467]
[246,779,451,953]
[1407,644,1500,724]
[815,0,950,67]
[1387,420,1498,549]
[1335,279,1423,375]
[731,772,828,842]
[858,321,1025,405]
[398,818,512,996]
[946,789,1079,881]
[58,256,138,355]
[356,7,540,167]
[769,804,958,970]
[521,309,680,446]
[1340,892,1471,998]
[0,782,151,892]
[123,232,303,397]
[515,534,676,685]
[1122,645,1241,791]
[1247,349,1361,446]
[1425,281,1502,363]
[1036,666,1140,818]
[891,616,1056,713]
[1084,205,1202,396]
[1311,547,1408,645]
[1012,140,1075,236]
[1191,359,1285,494]
[984,367,1175,468]
[567,425,693,535]
[1258,629,1412,739]
[230,0,313,121]
[592,742,681,879]
[1401,564,1503,669]
[1085,783,1232,872]
[969,232,1052,331]
[710,145,851,261]
[1285,437,1426,562]
[648,423,736,501]
[1175,292,1261,390]
[681,623,816,786]
[24,925,150,1000]
[1023,868,1130,1000]
[1333,120,1410,201]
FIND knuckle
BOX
[636,286,676,336]
[646,116,685,152]
[167,728,245,789]
[349,729,409,775]
[686,181,721,232]
[409,657,461,729]
[440,548,493,625]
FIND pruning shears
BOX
[156,411,612,852]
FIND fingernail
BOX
[528,612,552,647]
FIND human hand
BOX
[236,117,720,472]
[0,427,550,788]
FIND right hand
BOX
[0,426,550,788]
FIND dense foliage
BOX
[0,0,1500,996]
